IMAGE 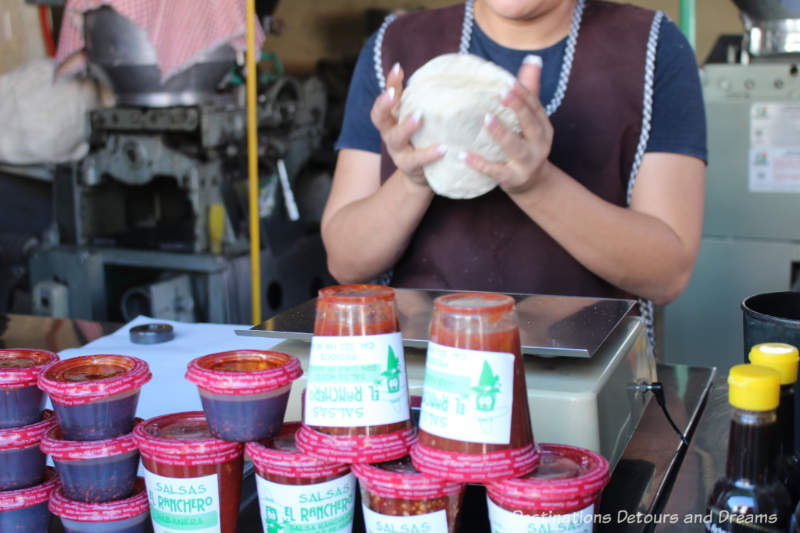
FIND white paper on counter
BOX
[50,315,283,420]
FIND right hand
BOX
[370,62,446,187]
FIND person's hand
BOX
[370,62,447,187]
[460,55,554,195]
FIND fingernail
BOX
[483,113,494,127]
[437,144,448,155]
[458,150,469,161]
[523,54,543,68]
[386,86,395,101]
[412,110,423,124]
[392,62,401,75]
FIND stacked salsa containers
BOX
[0,349,60,531]
[38,354,152,532]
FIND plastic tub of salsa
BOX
[186,349,302,442]
[298,284,415,464]
[41,419,141,503]
[38,355,151,441]
[49,477,150,533]
[412,292,538,482]
[486,443,610,532]
[0,466,58,533]
[0,348,59,429]
[134,411,243,533]
[246,421,356,532]
[352,457,465,533]
[0,409,56,490]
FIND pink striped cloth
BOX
[55,0,264,80]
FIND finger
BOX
[459,150,515,184]
[395,143,447,172]
[483,113,534,165]
[386,62,404,114]
[517,54,542,100]
[501,89,542,142]
[385,110,423,150]
[370,86,398,132]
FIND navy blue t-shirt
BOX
[336,13,707,164]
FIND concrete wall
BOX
[263,0,745,74]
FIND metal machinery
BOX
[29,6,333,324]
[663,0,800,371]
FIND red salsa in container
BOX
[299,285,414,463]
[486,443,610,533]
[41,420,141,503]
[186,350,302,442]
[0,348,59,428]
[246,422,355,532]
[412,292,537,482]
[134,412,243,533]
[49,477,150,533]
[353,457,465,533]
[0,410,56,490]
[0,466,58,532]
[38,355,151,441]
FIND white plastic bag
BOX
[0,58,101,165]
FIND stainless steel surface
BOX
[239,289,635,358]
[83,6,236,107]
[742,18,800,57]
[656,375,728,531]
[733,0,800,21]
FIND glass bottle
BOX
[706,364,792,532]
[749,342,800,505]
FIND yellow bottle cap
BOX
[728,364,781,411]
[748,343,799,385]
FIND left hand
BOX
[460,57,554,195]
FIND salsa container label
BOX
[419,342,514,444]
[487,497,595,533]
[144,470,221,533]
[256,473,355,533]
[306,333,409,427]
[362,505,448,533]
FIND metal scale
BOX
[239,290,657,469]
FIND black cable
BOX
[644,382,690,447]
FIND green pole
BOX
[680,0,697,50]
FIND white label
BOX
[256,473,355,533]
[419,342,514,444]
[305,333,409,427]
[749,103,800,193]
[487,497,594,533]
[143,469,221,533]
[362,504,448,533]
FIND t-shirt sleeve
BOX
[646,17,708,164]
[335,32,383,153]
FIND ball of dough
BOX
[399,53,519,199]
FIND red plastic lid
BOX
[38,355,151,406]
[0,467,58,511]
[49,477,149,522]
[0,349,59,388]
[186,350,302,396]
[246,422,349,479]
[41,419,141,461]
[318,284,395,303]
[486,443,610,510]
[0,410,56,450]
[134,412,242,466]
[352,458,464,500]
[410,441,539,482]
[295,424,416,464]
[433,292,515,316]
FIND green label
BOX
[150,509,219,530]
[144,470,221,533]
